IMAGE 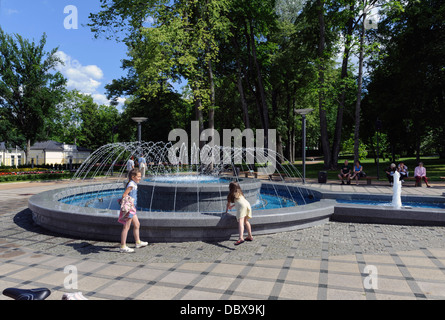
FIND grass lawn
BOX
[301,156,445,182]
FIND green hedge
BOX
[0,172,73,183]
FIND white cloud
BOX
[55,51,103,94]
[91,94,127,110]
[7,9,19,15]
[54,51,125,109]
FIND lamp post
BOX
[295,108,313,184]
[131,117,148,143]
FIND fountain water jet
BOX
[392,170,402,209]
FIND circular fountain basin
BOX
[27,179,445,242]
[28,182,335,242]
[138,176,261,212]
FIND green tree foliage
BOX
[363,0,445,159]
[0,28,66,162]
[52,91,120,150]
[85,0,444,165]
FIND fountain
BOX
[28,141,445,242]
[329,168,445,225]
[28,142,334,242]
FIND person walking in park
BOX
[225,181,253,246]
[138,154,147,178]
[126,156,135,173]
[118,169,148,252]
[414,162,431,188]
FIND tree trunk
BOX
[316,0,331,168]
[26,139,31,165]
[285,89,293,163]
[193,83,205,148]
[236,63,250,129]
[249,20,269,147]
[232,35,251,129]
[331,5,354,169]
[353,10,366,163]
[207,59,215,131]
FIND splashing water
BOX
[68,141,313,212]
[392,170,402,209]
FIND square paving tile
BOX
[286,269,320,284]
[135,285,183,300]
[234,278,275,297]
[279,283,318,300]
[98,279,146,298]
[327,288,366,300]
[195,275,233,291]
[160,271,199,286]
[327,273,364,290]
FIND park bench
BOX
[365,176,420,186]
[405,177,430,187]
[268,172,286,181]
[306,156,323,162]
[364,176,378,185]
[405,177,418,186]
[240,171,258,178]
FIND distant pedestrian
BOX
[225,182,253,246]
[138,154,147,178]
[126,156,135,172]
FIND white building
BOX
[0,143,25,167]
[29,140,91,166]
[0,140,91,167]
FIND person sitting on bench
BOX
[398,162,408,182]
[414,162,431,188]
[350,160,365,185]
[338,160,351,185]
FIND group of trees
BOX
[0,29,120,159]
[1,0,443,167]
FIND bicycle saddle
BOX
[2,288,51,300]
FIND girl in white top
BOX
[225,181,253,245]
[119,169,148,253]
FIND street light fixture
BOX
[131,117,148,143]
[295,108,313,184]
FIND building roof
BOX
[0,142,24,151]
[30,140,64,151]
[1,141,92,152]
[30,140,92,152]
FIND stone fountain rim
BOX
[28,182,334,241]
[27,182,445,242]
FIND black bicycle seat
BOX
[2,288,51,300]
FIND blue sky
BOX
[0,0,129,108]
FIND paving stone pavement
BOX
[1,179,445,301]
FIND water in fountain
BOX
[392,170,402,209]
[65,141,314,213]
